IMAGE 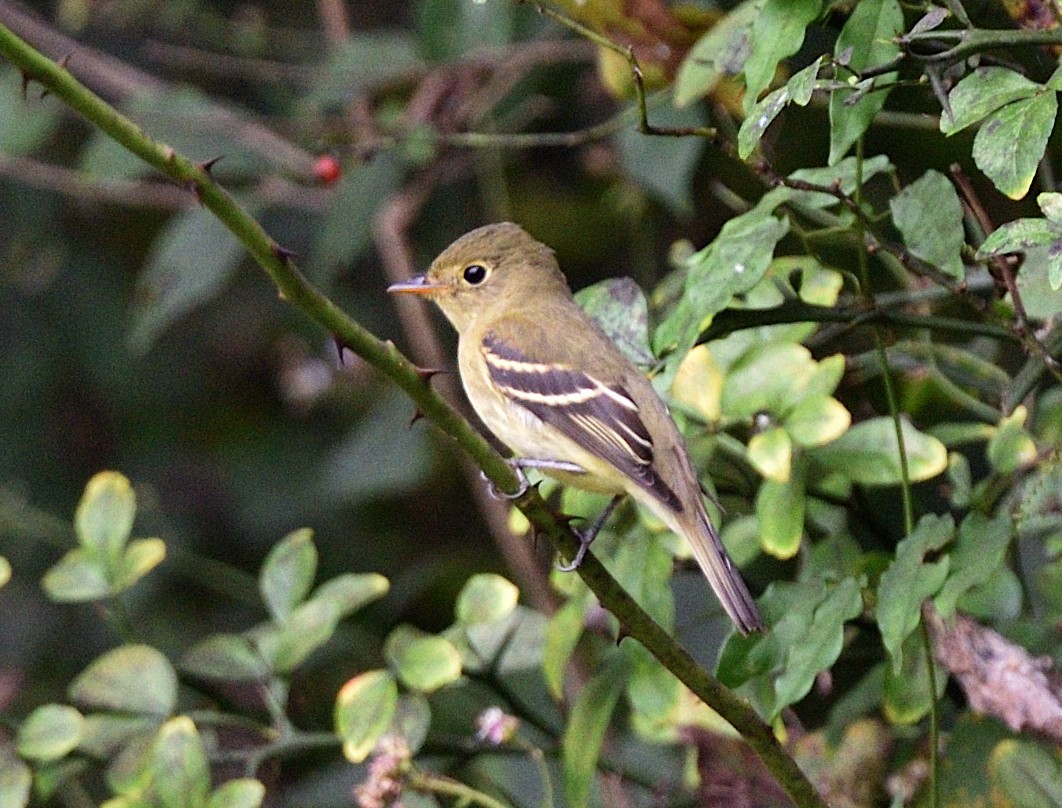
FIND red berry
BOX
[312,155,342,185]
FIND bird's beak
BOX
[387,274,445,296]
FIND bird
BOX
[388,222,763,634]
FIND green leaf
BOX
[260,528,317,622]
[889,169,966,279]
[722,343,816,420]
[784,396,851,447]
[180,635,269,681]
[114,539,166,591]
[75,471,135,563]
[206,779,265,808]
[882,630,945,724]
[575,278,654,366]
[0,748,31,808]
[811,416,947,485]
[1040,192,1062,224]
[495,609,549,674]
[389,694,432,754]
[654,210,788,370]
[987,407,1039,474]
[942,67,1044,135]
[16,704,84,762]
[563,652,630,808]
[674,0,761,107]
[69,645,178,716]
[933,714,1014,803]
[742,0,822,113]
[454,573,519,625]
[309,573,390,619]
[626,644,681,742]
[543,597,588,701]
[962,567,1023,621]
[828,0,903,163]
[0,67,63,154]
[876,514,954,673]
[77,714,158,758]
[773,577,863,717]
[611,531,676,629]
[992,740,1062,807]
[738,85,789,160]
[618,102,707,213]
[935,514,1013,618]
[129,209,250,354]
[1014,244,1062,310]
[268,598,341,673]
[756,464,806,559]
[748,426,792,482]
[973,92,1057,200]
[384,626,462,693]
[945,451,972,509]
[416,0,517,60]
[151,717,210,808]
[687,212,790,318]
[978,217,1062,257]
[738,57,825,159]
[104,730,155,798]
[788,57,824,106]
[41,549,112,603]
[335,670,398,763]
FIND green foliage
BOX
[827,0,902,164]
[889,170,966,280]
[562,652,629,808]
[42,472,165,603]
[335,670,399,763]
[942,67,1059,199]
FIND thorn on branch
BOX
[199,155,224,174]
[412,365,444,382]
[333,335,352,366]
[272,243,299,261]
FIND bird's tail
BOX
[680,506,764,634]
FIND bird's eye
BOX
[462,264,489,285]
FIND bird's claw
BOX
[482,462,530,500]
[555,493,623,573]
[557,530,593,572]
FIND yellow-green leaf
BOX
[75,471,136,562]
[748,426,792,482]
[335,670,398,763]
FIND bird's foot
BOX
[557,494,623,572]
[482,457,587,500]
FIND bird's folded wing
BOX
[481,332,682,511]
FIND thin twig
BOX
[372,168,557,613]
[315,0,351,47]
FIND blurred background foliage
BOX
[1,0,1062,806]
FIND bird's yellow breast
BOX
[457,339,625,495]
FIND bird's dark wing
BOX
[481,331,682,511]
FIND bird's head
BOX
[387,223,570,332]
